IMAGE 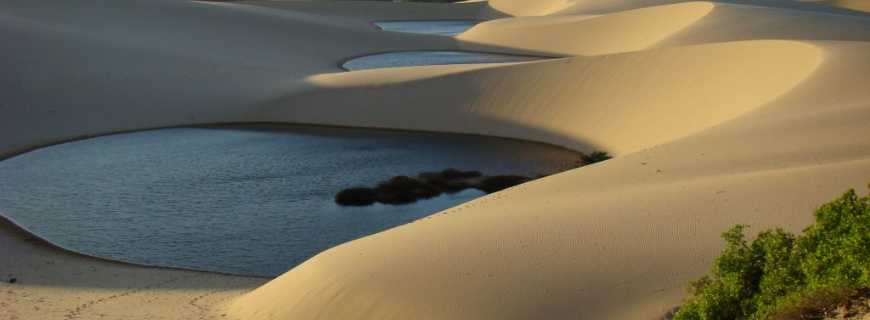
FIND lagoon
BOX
[0,125,580,276]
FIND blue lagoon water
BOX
[346,21,542,71]
[374,20,479,36]
[0,125,579,276]
[342,50,541,71]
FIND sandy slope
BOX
[2,0,870,319]
[230,39,870,319]
[464,1,870,56]
[806,0,870,13]
[0,0,509,158]
[487,0,870,16]
[834,0,870,12]
[460,2,713,56]
[289,40,824,155]
[0,216,266,320]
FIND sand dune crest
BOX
[459,2,714,56]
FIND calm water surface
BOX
[343,50,541,71]
[350,21,541,71]
[0,126,580,276]
[374,20,479,36]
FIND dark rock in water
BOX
[336,169,535,206]
[418,169,479,193]
[375,176,442,205]
[335,187,378,206]
[476,175,531,193]
[8,277,16,284]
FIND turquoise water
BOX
[0,125,580,276]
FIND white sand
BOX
[0,216,266,320]
[1,0,869,319]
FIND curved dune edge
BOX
[465,1,870,57]
[297,40,821,155]
[812,0,870,13]
[485,0,572,16]
[459,1,715,56]
[491,0,870,16]
[2,0,870,319]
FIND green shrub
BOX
[580,151,612,165]
[674,188,869,320]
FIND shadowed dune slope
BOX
[807,0,870,13]
[0,0,511,158]
[487,0,870,16]
[660,1,870,46]
[483,0,715,16]
[462,1,870,56]
[239,0,487,21]
[835,0,870,12]
[484,0,571,16]
[459,2,714,56]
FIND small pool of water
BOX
[374,20,479,36]
[342,50,542,71]
[0,125,580,276]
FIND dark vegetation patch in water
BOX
[337,169,483,206]
[336,170,526,206]
[336,151,612,206]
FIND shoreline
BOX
[0,212,273,280]
[1,121,587,163]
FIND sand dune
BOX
[2,0,870,319]
[835,0,870,12]
[240,0,487,21]
[463,1,870,56]
[460,2,713,56]
[485,0,571,16]
[230,38,870,319]
[661,2,870,45]
[291,40,823,155]
[0,215,266,320]
[490,0,870,16]
[806,0,870,13]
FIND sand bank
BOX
[0,215,266,320]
